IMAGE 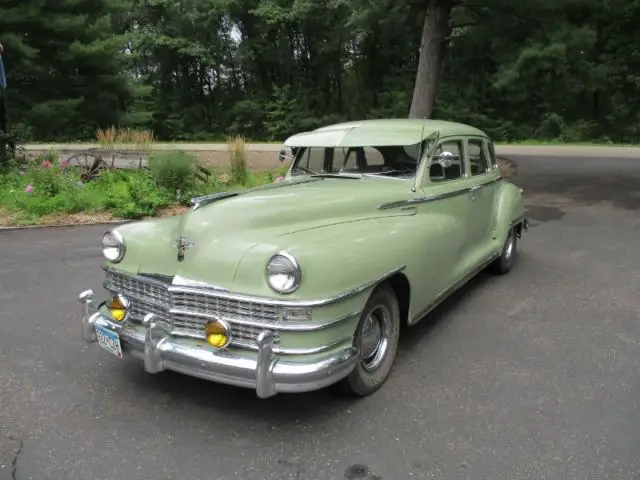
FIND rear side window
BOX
[468,139,491,176]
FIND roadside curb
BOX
[0,220,129,232]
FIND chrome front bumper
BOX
[79,289,358,398]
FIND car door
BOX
[465,137,500,262]
[417,137,479,293]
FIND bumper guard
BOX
[79,289,358,398]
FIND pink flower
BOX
[60,161,69,169]
[41,160,52,168]
[274,176,285,182]
[25,184,33,193]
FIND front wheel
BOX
[336,284,401,397]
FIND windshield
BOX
[289,142,424,179]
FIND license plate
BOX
[96,325,123,358]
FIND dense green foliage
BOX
[0,149,286,224]
[1,0,639,143]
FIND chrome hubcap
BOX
[359,305,392,373]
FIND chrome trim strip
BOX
[378,177,502,210]
[190,191,239,210]
[409,252,499,324]
[274,336,352,355]
[103,264,405,307]
[167,265,405,307]
[172,274,229,291]
[231,335,352,355]
[283,311,360,331]
[170,308,360,332]
[191,177,326,211]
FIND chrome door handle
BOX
[470,186,481,192]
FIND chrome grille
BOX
[171,291,279,323]
[105,270,170,307]
[103,270,280,349]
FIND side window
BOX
[468,139,491,176]
[295,147,326,173]
[429,140,464,182]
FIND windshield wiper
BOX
[368,169,415,176]
[310,173,362,179]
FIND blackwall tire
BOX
[336,283,401,397]
[489,227,518,275]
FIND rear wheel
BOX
[489,226,518,275]
[337,284,401,397]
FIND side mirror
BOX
[278,148,287,162]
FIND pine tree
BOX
[0,0,134,141]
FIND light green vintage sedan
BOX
[78,119,528,398]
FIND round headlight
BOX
[102,230,125,263]
[266,252,301,294]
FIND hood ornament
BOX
[176,236,196,262]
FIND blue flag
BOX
[0,54,6,89]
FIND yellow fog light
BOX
[205,320,231,348]
[109,295,129,322]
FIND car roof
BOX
[283,118,488,148]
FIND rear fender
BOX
[494,181,526,246]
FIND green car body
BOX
[78,119,528,398]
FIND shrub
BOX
[148,151,198,198]
[100,170,171,219]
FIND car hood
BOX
[120,176,414,288]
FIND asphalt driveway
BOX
[1,154,639,480]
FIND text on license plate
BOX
[96,325,123,358]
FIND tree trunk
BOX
[408,0,454,119]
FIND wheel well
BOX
[382,273,411,328]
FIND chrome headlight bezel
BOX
[265,251,302,294]
[101,230,126,263]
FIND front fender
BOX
[232,215,443,306]
[494,180,526,245]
